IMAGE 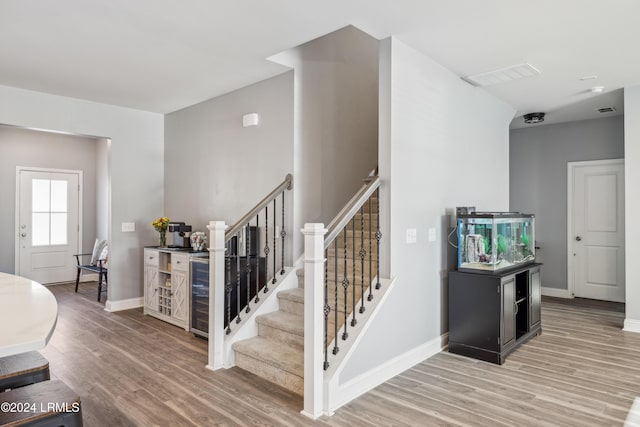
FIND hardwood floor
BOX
[42,283,637,426]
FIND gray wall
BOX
[0,84,164,302]
[340,38,514,382]
[624,86,640,325]
[510,116,624,290]
[0,126,98,275]
[164,72,294,258]
[271,26,379,260]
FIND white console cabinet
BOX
[143,248,190,330]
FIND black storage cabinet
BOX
[448,263,542,364]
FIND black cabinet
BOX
[448,263,542,364]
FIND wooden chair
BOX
[0,380,83,426]
[73,253,108,302]
[0,352,50,391]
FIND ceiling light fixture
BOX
[523,112,545,124]
[591,86,605,93]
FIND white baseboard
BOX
[105,297,143,312]
[541,286,572,299]
[624,319,640,333]
[327,332,445,415]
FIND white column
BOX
[206,221,227,370]
[301,223,327,419]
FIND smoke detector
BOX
[523,112,545,124]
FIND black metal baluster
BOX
[342,229,349,341]
[225,244,232,335]
[375,188,381,290]
[255,214,260,303]
[264,207,270,293]
[323,249,330,370]
[280,191,286,275]
[368,195,373,302]
[333,239,339,355]
[272,199,277,284]
[236,231,242,324]
[351,217,357,327]
[360,204,367,313]
[245,223,251,314]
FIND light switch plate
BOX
[122,222,136,232]
[406,228,417,244]
[428,228,437,242]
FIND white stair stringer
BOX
[320,276,447,416]
[222,266,298,368]
[322,277,397,416]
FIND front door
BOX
[17,168,81,284]
[570,159,625,302]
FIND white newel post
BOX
[206,221,227,371]
[301,223,327,419]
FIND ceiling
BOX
[1,0,638,128]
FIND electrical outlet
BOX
[406,228,417,244]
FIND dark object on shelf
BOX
[190,256,267,337]
[448,263,542,364]
[168,222,192,248]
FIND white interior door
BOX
[570,160,625,302]
[17,168,81,284]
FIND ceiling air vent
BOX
[596,106,616,113]
[463,63,541,87]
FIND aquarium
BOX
[457,212,535,273]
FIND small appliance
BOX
[167,222,192,248]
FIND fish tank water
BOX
[457,212,535,273]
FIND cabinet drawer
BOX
[172,254,189,271]
[144,249,159,267]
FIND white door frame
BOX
[15,166,83,277]
[567,158,624,298]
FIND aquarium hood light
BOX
[523,112,545,124]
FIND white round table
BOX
[0,272,58,357]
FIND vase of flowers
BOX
[151,216,170,247]
[190,231,207,251]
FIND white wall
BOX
[95,137,110,241]
[271,26,379,259]
[625,86,640,326]
[0,85,164,302]
[164,72,294,252]
[510,116,624,290]
[339,38,514,381]
[0,126,98,275]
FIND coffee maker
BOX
[167,222,192,248]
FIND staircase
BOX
[231,212,377,395]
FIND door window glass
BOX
[32,179,68,246]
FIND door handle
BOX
[575,236,582,241]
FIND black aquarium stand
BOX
[448,263,542,364]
